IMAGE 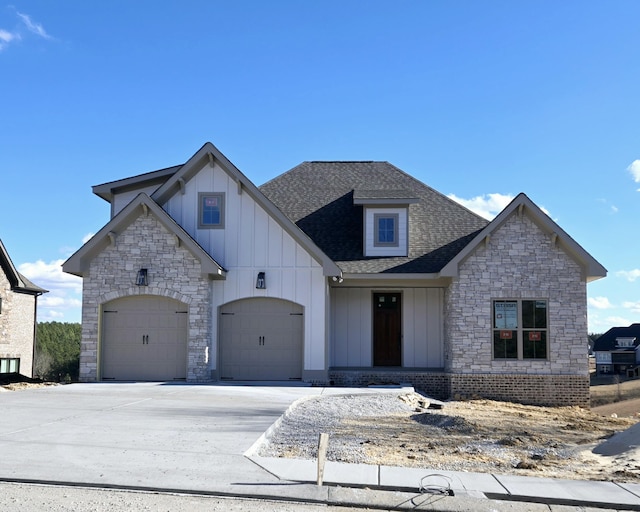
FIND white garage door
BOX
[101,296,188,381]
[220,298,303,381]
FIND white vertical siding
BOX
[112,184,165,217]
[331,287,444,368]
[162,160,327,374]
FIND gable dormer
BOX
[615,337,636,349]
[353,189,418,257]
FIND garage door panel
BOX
[220,298,303,381]
[102,296,188,381]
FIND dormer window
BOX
[374,214,399,247]
[353,189,418,257]
[616,337,636,348]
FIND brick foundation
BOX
[328,370,589,407]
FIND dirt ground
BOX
[332,393,640,483]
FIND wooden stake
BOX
[317,432,329,486]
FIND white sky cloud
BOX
[0,28,19,51]
[448,193,553,220]
[82,232,95,244]
[16,12,51,40]
[616,269,640,282]
[628,160,640,184]
[604,316,632,328]
[447,193,515,220]
[622,301,640,314]
[0,29,17,43]
[588,296,613,309]
[18,259,82,322]
[0,11,51,51]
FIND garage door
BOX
[101,296,188,381]
[220,298,303,380]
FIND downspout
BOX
[31,291,43,379]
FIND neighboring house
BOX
[0,239,47,378]
[593,324,640,375]
[63,142,606,406]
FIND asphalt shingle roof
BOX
[593,324,640,352]
[259,161,488,274]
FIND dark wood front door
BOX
[373,292,401,366]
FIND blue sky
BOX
[1,1,638,333]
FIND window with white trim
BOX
[493,299,548,360]
[616,338,636,348]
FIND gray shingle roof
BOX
[593,324,640,352]
[259,161,488,274]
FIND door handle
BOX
[142,335,149,345]
[258,336,265,346]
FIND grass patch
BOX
[590,375,640,406]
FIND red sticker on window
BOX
[529,331,541,341]
[500,330,512,339]
[205,197,218,207]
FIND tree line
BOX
[34,322,81,382]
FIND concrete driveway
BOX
[0,383,339,499]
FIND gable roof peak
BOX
[63,193,226,279]
[440,192,606,282]
[0,239,48,294]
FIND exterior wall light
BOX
[256,271,266,289]
[136,268,148,286]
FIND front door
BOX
[373,292,401,366]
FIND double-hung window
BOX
[198,192,225,229]
[374,213,399,247]
[493,299,548,360]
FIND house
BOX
[0,239,48,378]
[63,142,606,406]
[593,324,640,376]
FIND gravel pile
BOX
[258,392,415,463]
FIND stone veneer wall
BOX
[0,268,36,377]
[79,213,211,382]
[443,212,589,406]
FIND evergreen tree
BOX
[35,322,81,381]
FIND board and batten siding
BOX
[162,161,328,376]
[111,184,166,218]
[330,287,444,368]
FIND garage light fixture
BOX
[136,268,148,286]
[256,271,266,289]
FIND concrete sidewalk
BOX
[0,382,638,511]
[247,452,640,510]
